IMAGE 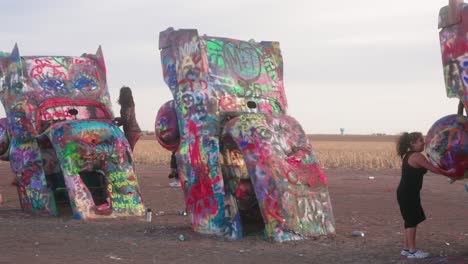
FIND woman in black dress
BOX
[115,86,141,151]
[396,132,455,258]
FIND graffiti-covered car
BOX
[425,2,468,180]
[0,45,145,219]
[155,28,335,241]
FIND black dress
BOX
[397,151,427,228]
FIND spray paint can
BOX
[146,208,152,222]
[351,231,365,237]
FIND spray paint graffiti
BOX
[155,28,335,241]
[439,1,468,113]
[426,115,468,179]
[0,45,145,219]
[425,2,468,182]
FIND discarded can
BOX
[465,183,468,192]
[178,234,185,241]
[178,210,187,216]
[146,208,152,222]
[351,231,365,237]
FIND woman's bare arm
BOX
[409,152,456,176]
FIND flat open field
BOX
[308,134,398,142]
[140,133,398,142]
[135,135,402,169]
[1,145,468,263]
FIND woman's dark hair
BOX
[117,86,135,107]
[396,132,423,158]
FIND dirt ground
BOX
[0,163,467,264]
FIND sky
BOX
[0,0,459,135]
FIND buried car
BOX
[0,45,145,219]
[155,28,335,241]
[425,1,468,181]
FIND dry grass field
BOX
[135,134,401,170]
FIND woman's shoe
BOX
[407,249,429,259]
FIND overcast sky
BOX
[0,0,458,134]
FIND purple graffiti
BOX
[0,45,145,219]
[155,28,335,242]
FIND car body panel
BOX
[157,28,335,241]
[0,45,145,218]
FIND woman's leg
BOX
[405,227,417,252]
[403,227,408,250]
[127,133,141,151]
